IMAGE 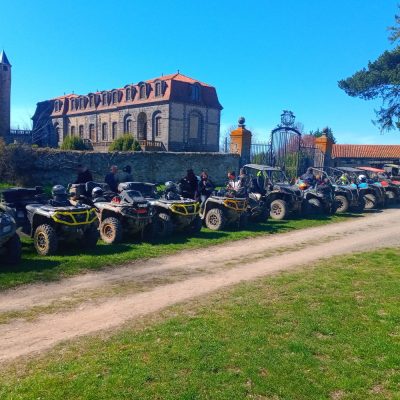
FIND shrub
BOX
[60,136,86,150]
[109,134,141,152]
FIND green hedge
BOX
[109,134,141,151]
[60,136,87,150]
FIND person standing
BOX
[74,164,93,184]
[121,165,133,182]
[105,165,119,192]
[198,171,215,208]
[179,169,199,199]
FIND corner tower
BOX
[0,50,11,141]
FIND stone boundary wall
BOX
[28,149,240,186]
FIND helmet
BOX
[298,182,309,190]
[358,174,367,182]
[165,181,175,190]
[52,185,67,196]
[92,187,104,198]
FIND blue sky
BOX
[1,0,399,144]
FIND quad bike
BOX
[0,208,21,265]
[1,185,98,256]
[69,182,155,244]
[200,189,248,231]
[297,168,337,215]
[336,167,386,210]
[325,167,366,213]
[243,164,303,220]
[119,182,201,237]
[357,166,400,206]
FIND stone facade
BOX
[0,51,11,141]
[32,73,223,152]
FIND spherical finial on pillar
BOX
[238,117,245,127]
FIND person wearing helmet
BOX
[358,174,368,189]
[301,167,316,186]
[121,165,133,183]
[165,181,181,200]
[179,169,199,199]
[92,187,106,203]
[50,185,71,207]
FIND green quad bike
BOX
[69,182,155,244]
[297,168,337,215]
[1,185,98,256]
[0,209,21,265]
[243,164,303,220]
[335,167,386,210]
[119,182,202,237]
[324,167,366,213]
[200,189,248,231]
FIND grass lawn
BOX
[0,213,356,290]
[1,248,399,399]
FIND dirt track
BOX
[0,209,399,363]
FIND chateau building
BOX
[32,73,223,152]
[0,50,11,140]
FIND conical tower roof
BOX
[0,50,11,66]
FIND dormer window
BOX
[89,95,94,107]
[102,93,108,105]
[139,84,146,99]
[79,97,85,109]
[191,84,200,102]
[155,81,163,97]
[126,87,131,101]
[112,91,118,104]
[54,101,59,112]
[71,99,75,110]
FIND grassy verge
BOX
[0,214,355,290]
[1,248,399,399]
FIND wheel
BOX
[4,233,21,265]
[100,217,122,244]
[205,208,225,231]
[238,213,248,229]
[187,216,203,234]
[364,193,376,210]
[83,224,99,248]
[154,212,174,238]
[307,197,322,214]
[335,195,349,213]
[269,199,288,220]
[34,224,58,256]
[252,205,269,222]
[385,190,396,206]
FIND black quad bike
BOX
[243,164,303,220]
[119,182,202,237]
[324,167,366,213]
[0,208,21,265]
[297,168,337,215]
[1,186,98,256]
[200,190,248,231]
[335,167,386,210]
[69,182,155,244]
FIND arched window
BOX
[71,125,76,136]
[54,123,60,143]
[79,125,84,138]
[188,111,203,141]
[155,81,162,97]
[89,124,95,141]
[102,123,108,141]
[139,84,146,99]
[126,88,131,101]
[152,111,162,139]
[112,122,118,140]
[54,101,59,112]
[137,112,147,140]
[124,114,133,134]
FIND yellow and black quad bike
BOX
[200,191,248,231]
[69,181,155,244]
[1,185,98,256]
[120,182,201,238]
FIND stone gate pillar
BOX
[230,117,252,166]
[315,128,334,167]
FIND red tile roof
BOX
[332,144,400,159]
